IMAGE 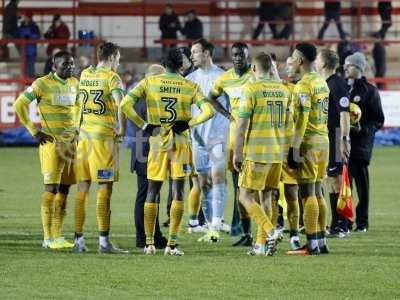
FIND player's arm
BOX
[109,74,127,137]
[289,85,311,168]
[208,78,232,120]
[189,100,215,127]
[233,86,252,172]
[207,92,232,121]
[112,89,127,137]
[336,84,351,161]
[120,78,158,134]
[13,87,53,144]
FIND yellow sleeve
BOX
[14,95,38,136]
[292,82,311,148]
[238,85,254,119]
[74,85,83,130]
[120,79,147,129]
[189,101,215,127]
[209,75,224,98]
[109,73,124,94]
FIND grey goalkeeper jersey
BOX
[186,64,229,148]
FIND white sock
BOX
[309,239,319,250]
[290,235,300,243]
[318,237,327,248]
[189,219,199,226]
[99,235,109,247]
[212,183,227,221]
[211,217,222,230]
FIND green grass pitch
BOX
[0,146,399,299]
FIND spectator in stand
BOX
[18,12,40,78]
[344,52,385,232]
[372,1,392,39]
[44,14,70,56]
[372,41,386,90]
[277,2,294,40]
[159,4,181,52]
[252,1,278,40]
[181,10,203,41]
[1,0,20,59]
[43,47,61,74]
[75,55,90,78]
[318,0,347,40]
[337,36,361,76]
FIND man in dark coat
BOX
[344,52,385,232]
[159,4,181,51]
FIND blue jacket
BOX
[18,21,40,57]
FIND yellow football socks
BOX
[271,200,279,228]
[41,191,55,240]
[303,196,319,240]
[75,191,88,234]
[188,185,201,221]
[96,188,112,234]
[247,202,274,236]
[51,193,67,239]
[144,202,158,245]
[168,200,184,246]
[256,202,272,245]
[286,199,299,236]
[317,196,327,236]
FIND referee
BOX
[344,52,385,232]
[315,49,351,237]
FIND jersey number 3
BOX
[160,97,177,123]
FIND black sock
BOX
[241,217,251,235]
[329,193,339,230]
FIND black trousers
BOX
[317,5,346,40]
[134,173,163,247]
[348,159,370,229]
[378,2,392,38]
[252,3,278,39]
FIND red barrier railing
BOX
[0,38,102,87]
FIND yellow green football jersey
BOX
[79,66,124,140]
[124,72,207,149]
[210,67,255,119]
[22,72,79,141]
[239,78,291,163]
[126,72,206,125]
[283,80,295,152]
[293,72,330,145]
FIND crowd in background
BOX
[0,0,395,88]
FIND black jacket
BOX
[181,18,203,40]
[129,99,149,175]
[348,77,385,163]
[159,13,181,39]
[3,2,19,36]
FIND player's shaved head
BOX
[53,51,74,79]
[253,52,272,73]
[317,49,339,71]
[294,43,317,63]
[146,64,166,76]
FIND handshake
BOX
[143,120,190,135]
